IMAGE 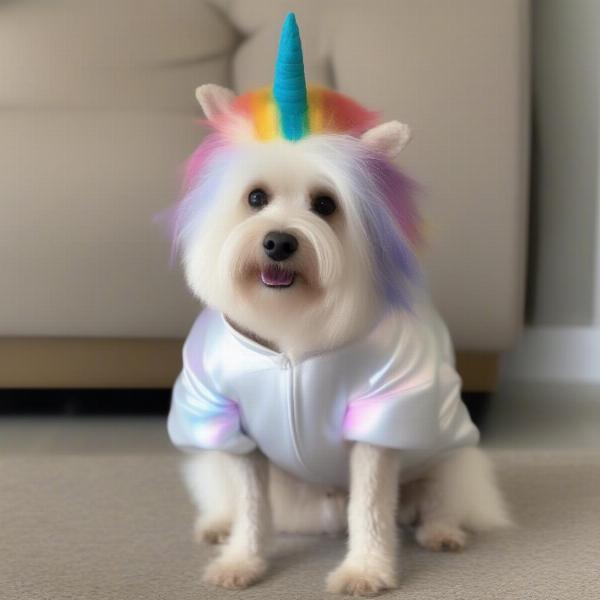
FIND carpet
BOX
[1,450,599,599]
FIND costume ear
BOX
[195,84,236,121]
[361,121,412,158]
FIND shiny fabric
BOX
[168,300,479,487]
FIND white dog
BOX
[166,13,511,596]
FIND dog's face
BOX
[175,86,419,356]
[183,138,374,353]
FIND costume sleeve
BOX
[167,363,256,455]
[343,376,440,449]
[342,310,478,451]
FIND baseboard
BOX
[501,326,600,383]
[456,352,499,392]
[0,338,498,392]
[0,338,183,388]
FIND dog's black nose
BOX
[263,231,298,261]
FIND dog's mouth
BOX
[260,264,296,288]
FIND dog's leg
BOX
[182,453,234,544]
[326,443,400,596]
[194,512,232,545]
[415,447,512,552]
[203,450,271,589]
[270,463,348,535]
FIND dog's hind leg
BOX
[184,454,347,540]
[414,447,512,552]
[194,514,232,545]
[269,464,347,535]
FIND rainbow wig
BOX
[172,13,423,309]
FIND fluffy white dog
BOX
[166,13,511,596]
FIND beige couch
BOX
[0,0,529,390]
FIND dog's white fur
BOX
[182,135,384,360]
[180,85,512,595]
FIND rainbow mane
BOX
[226,85,379,142]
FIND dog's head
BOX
[169,15,422,355]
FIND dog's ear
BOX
[361,121,411,158]
[195,84,236,121]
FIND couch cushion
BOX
[0,0,237,111]
[0,110,199,337]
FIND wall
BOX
[529,0,600,326]
[503,0,600,382]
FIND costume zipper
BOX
[286,361,313,478]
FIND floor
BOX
[482,381,600,449]
[1,382,599,599]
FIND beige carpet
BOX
[1,450,599,600]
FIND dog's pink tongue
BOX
[261,265,295,287]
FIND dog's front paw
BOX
[416,522,466,552]
[203,554,267,589]
[326,560,397,597]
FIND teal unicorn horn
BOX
[273,13,309,141]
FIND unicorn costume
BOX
[167,14,479,487]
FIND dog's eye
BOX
[248,188,269,210]
[311,195,336,217]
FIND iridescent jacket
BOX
[168,300,479,487]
